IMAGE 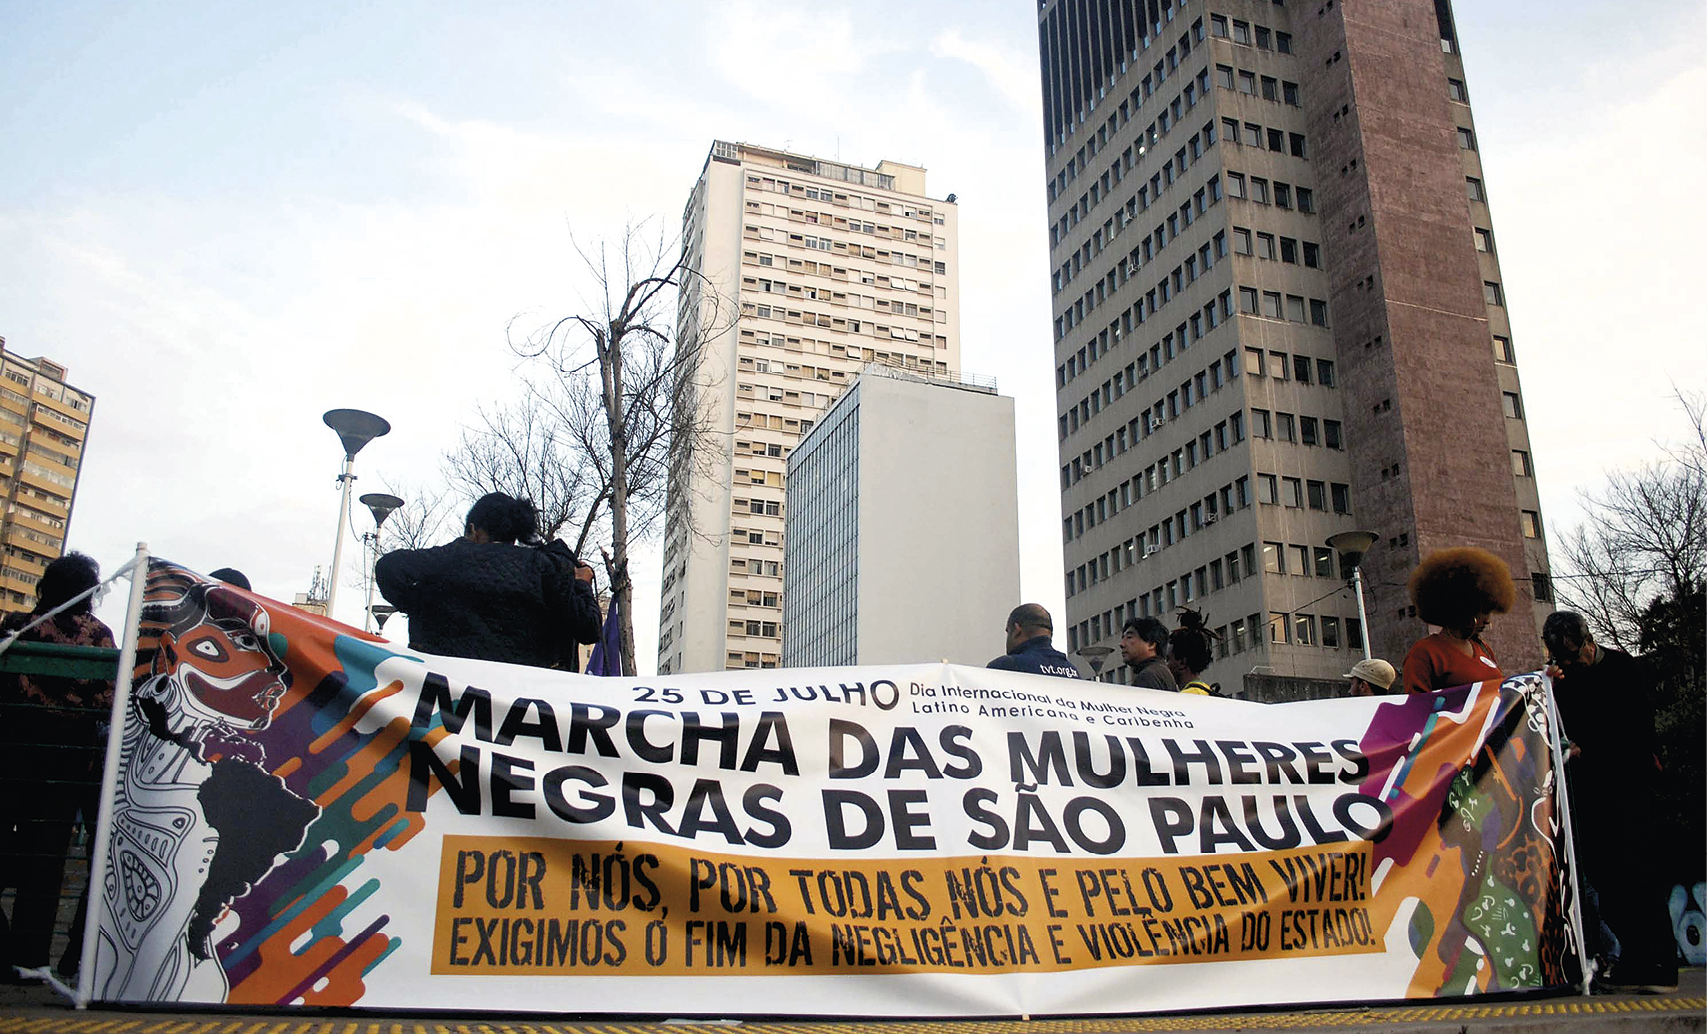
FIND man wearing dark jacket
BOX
[374,493,603,670]
[1121,616,1177,691]
[1543,611,1678,994]
[987,604,1081,678]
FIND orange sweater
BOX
[1402,633,1502,694]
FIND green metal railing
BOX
[0,640,120,976]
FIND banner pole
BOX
[76,542,150,1009]
[1541,671,1592,996]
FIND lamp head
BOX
[359,492,405,528]
[1327,530,1381,571]
[323,409,391,461]
[370,603,398,630]
[1077,645,1115,675]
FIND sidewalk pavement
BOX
[1,969,1701,1033]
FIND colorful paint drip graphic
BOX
[94,561,446,1005]
[1358,674,1577,996]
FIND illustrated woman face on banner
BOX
[146,576,292,731]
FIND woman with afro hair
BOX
[1400,546,1517,694]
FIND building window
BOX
[1483,280,1503,306]
[1216,65,1235,89]
[1467,177,1485,202]
[1227,172,1246,198]
[1502,391,1524,419]
[1493,336,1515,363]
[1269,614,1289,643]
[1457,127,1477,151]
[1321,616,1341,648]
[1239,287,1259,313]
[1310,299,1329,326]
[1521,511,1542,539]
[1331,483,1351,514]
[1303,242,1320,268]
[1234,227,1253,255]
[1325,419,1343,449]
[1448,78,1468,102]
[1303,479,1325,511]
[1282,477,1303,508]
[1294,614,1316,646]
[1511,449,1533,476]
[1258,474,1278,505]
[1314,547,1334,578]
[1475,228,1494,253]
[1532,573,1554,603]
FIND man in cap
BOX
[1345,658,1396,696]
[987,604,1081,678]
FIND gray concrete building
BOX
[657,142,961,674]
[1037,0,1550,693]
[781,366,1019,668]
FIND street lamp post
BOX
[358,492,404,632]
[323,409,391,620]
[1077,645,1116,679]
[1327,530,1380,661]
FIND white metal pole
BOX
[362,533,375,633]
[78,541,149,1008]
[1542,672,1593,995]
[326,457,354,617]
[1352,565,1372,661]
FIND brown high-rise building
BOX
[0,338,97,615]
[1037,0,1549,691]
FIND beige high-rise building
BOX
[0,338,96,615]
[657,141,961,675]
[1038,0,1551,692]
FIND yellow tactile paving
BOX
[0,999,1703,1034]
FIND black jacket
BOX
[1128,655,1178,692]
[374,538,601,670]
[987,635,1082,678]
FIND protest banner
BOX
[83,560,1583,1014]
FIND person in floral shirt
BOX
[0,552,115,980]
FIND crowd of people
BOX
[983,543,1679,993]
[0,528,1683,995]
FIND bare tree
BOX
[443,393,605,549]
[510,222,732,675]
[376,482,459,554]
[1554,394,1707,652]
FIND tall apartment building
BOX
[0,338,96,614]
[657,141,961,674]
[781,366,1019,669]
[1038,0,1550,691]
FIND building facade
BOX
[782,366,1019,668]
[0,338,96,614]
[657,141,961,674]
[1038,0,1549,692]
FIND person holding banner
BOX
[375,492,601,670]
[1120,616,1177,691]
[986,603,1080,678]
[1542,611,1678,994]
[1167,608,1219,695]
[0,552,115,982]
[1400,547,1513,695]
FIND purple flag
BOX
[586,594,622,676]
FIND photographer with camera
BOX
[374,492,602,670]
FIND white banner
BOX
[87,562,1580,1014]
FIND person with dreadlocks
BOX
[1400,546,1515,695]
[1168,608,1220,696]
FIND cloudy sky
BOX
[3,1,1703,666]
